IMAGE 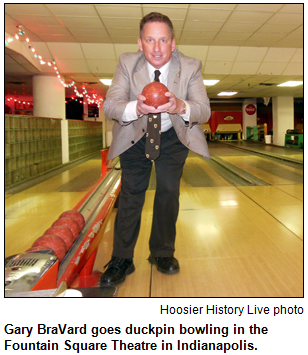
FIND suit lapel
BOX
[167,53,180,96]
[134,56,151,93]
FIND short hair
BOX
[139,12,174,39]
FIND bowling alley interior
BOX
[5,4,303,297]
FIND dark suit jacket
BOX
[104,49,211,160]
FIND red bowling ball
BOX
[60,210,85,231]
[52,218,80,241]
[142,82,169,109]
[44,226,74,250]
[32,235,67,262]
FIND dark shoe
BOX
[148,255,180,274]
[100,257,135,286]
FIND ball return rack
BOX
[5,150,121,297]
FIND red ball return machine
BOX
[5,150,121,297]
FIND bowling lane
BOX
[221,155,302,185]
[222,140,303,161]
[284,154,303,161]
[5,155,102,258]
[274,184,303,201]
[93,151,302,297]
[207,143,303,239]
[208,141,303,186]
[5,144,303,297]
[238,185,303,240]
[150,184,303,297]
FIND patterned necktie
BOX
[145,70,161,161]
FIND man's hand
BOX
[136,94,158,116]
[158,92,185,114]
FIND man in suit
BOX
[101,12,211,285]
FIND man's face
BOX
[138,21,176,69]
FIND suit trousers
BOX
[112,127,189,259]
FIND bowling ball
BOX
[60,210,85,231]
[32,235,67,261]
[52,217,80,240]
[142,82,169,109]
[44,226,74,250]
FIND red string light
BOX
[5,25,104,107]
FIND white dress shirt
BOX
[122,60,190,132]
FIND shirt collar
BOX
[147,61,170,83]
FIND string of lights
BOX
[5,25,103,107]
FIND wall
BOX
[68,120,103,161]
[5,115,62,188]
[5,114,103,189]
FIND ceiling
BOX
[5,3,303,101]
